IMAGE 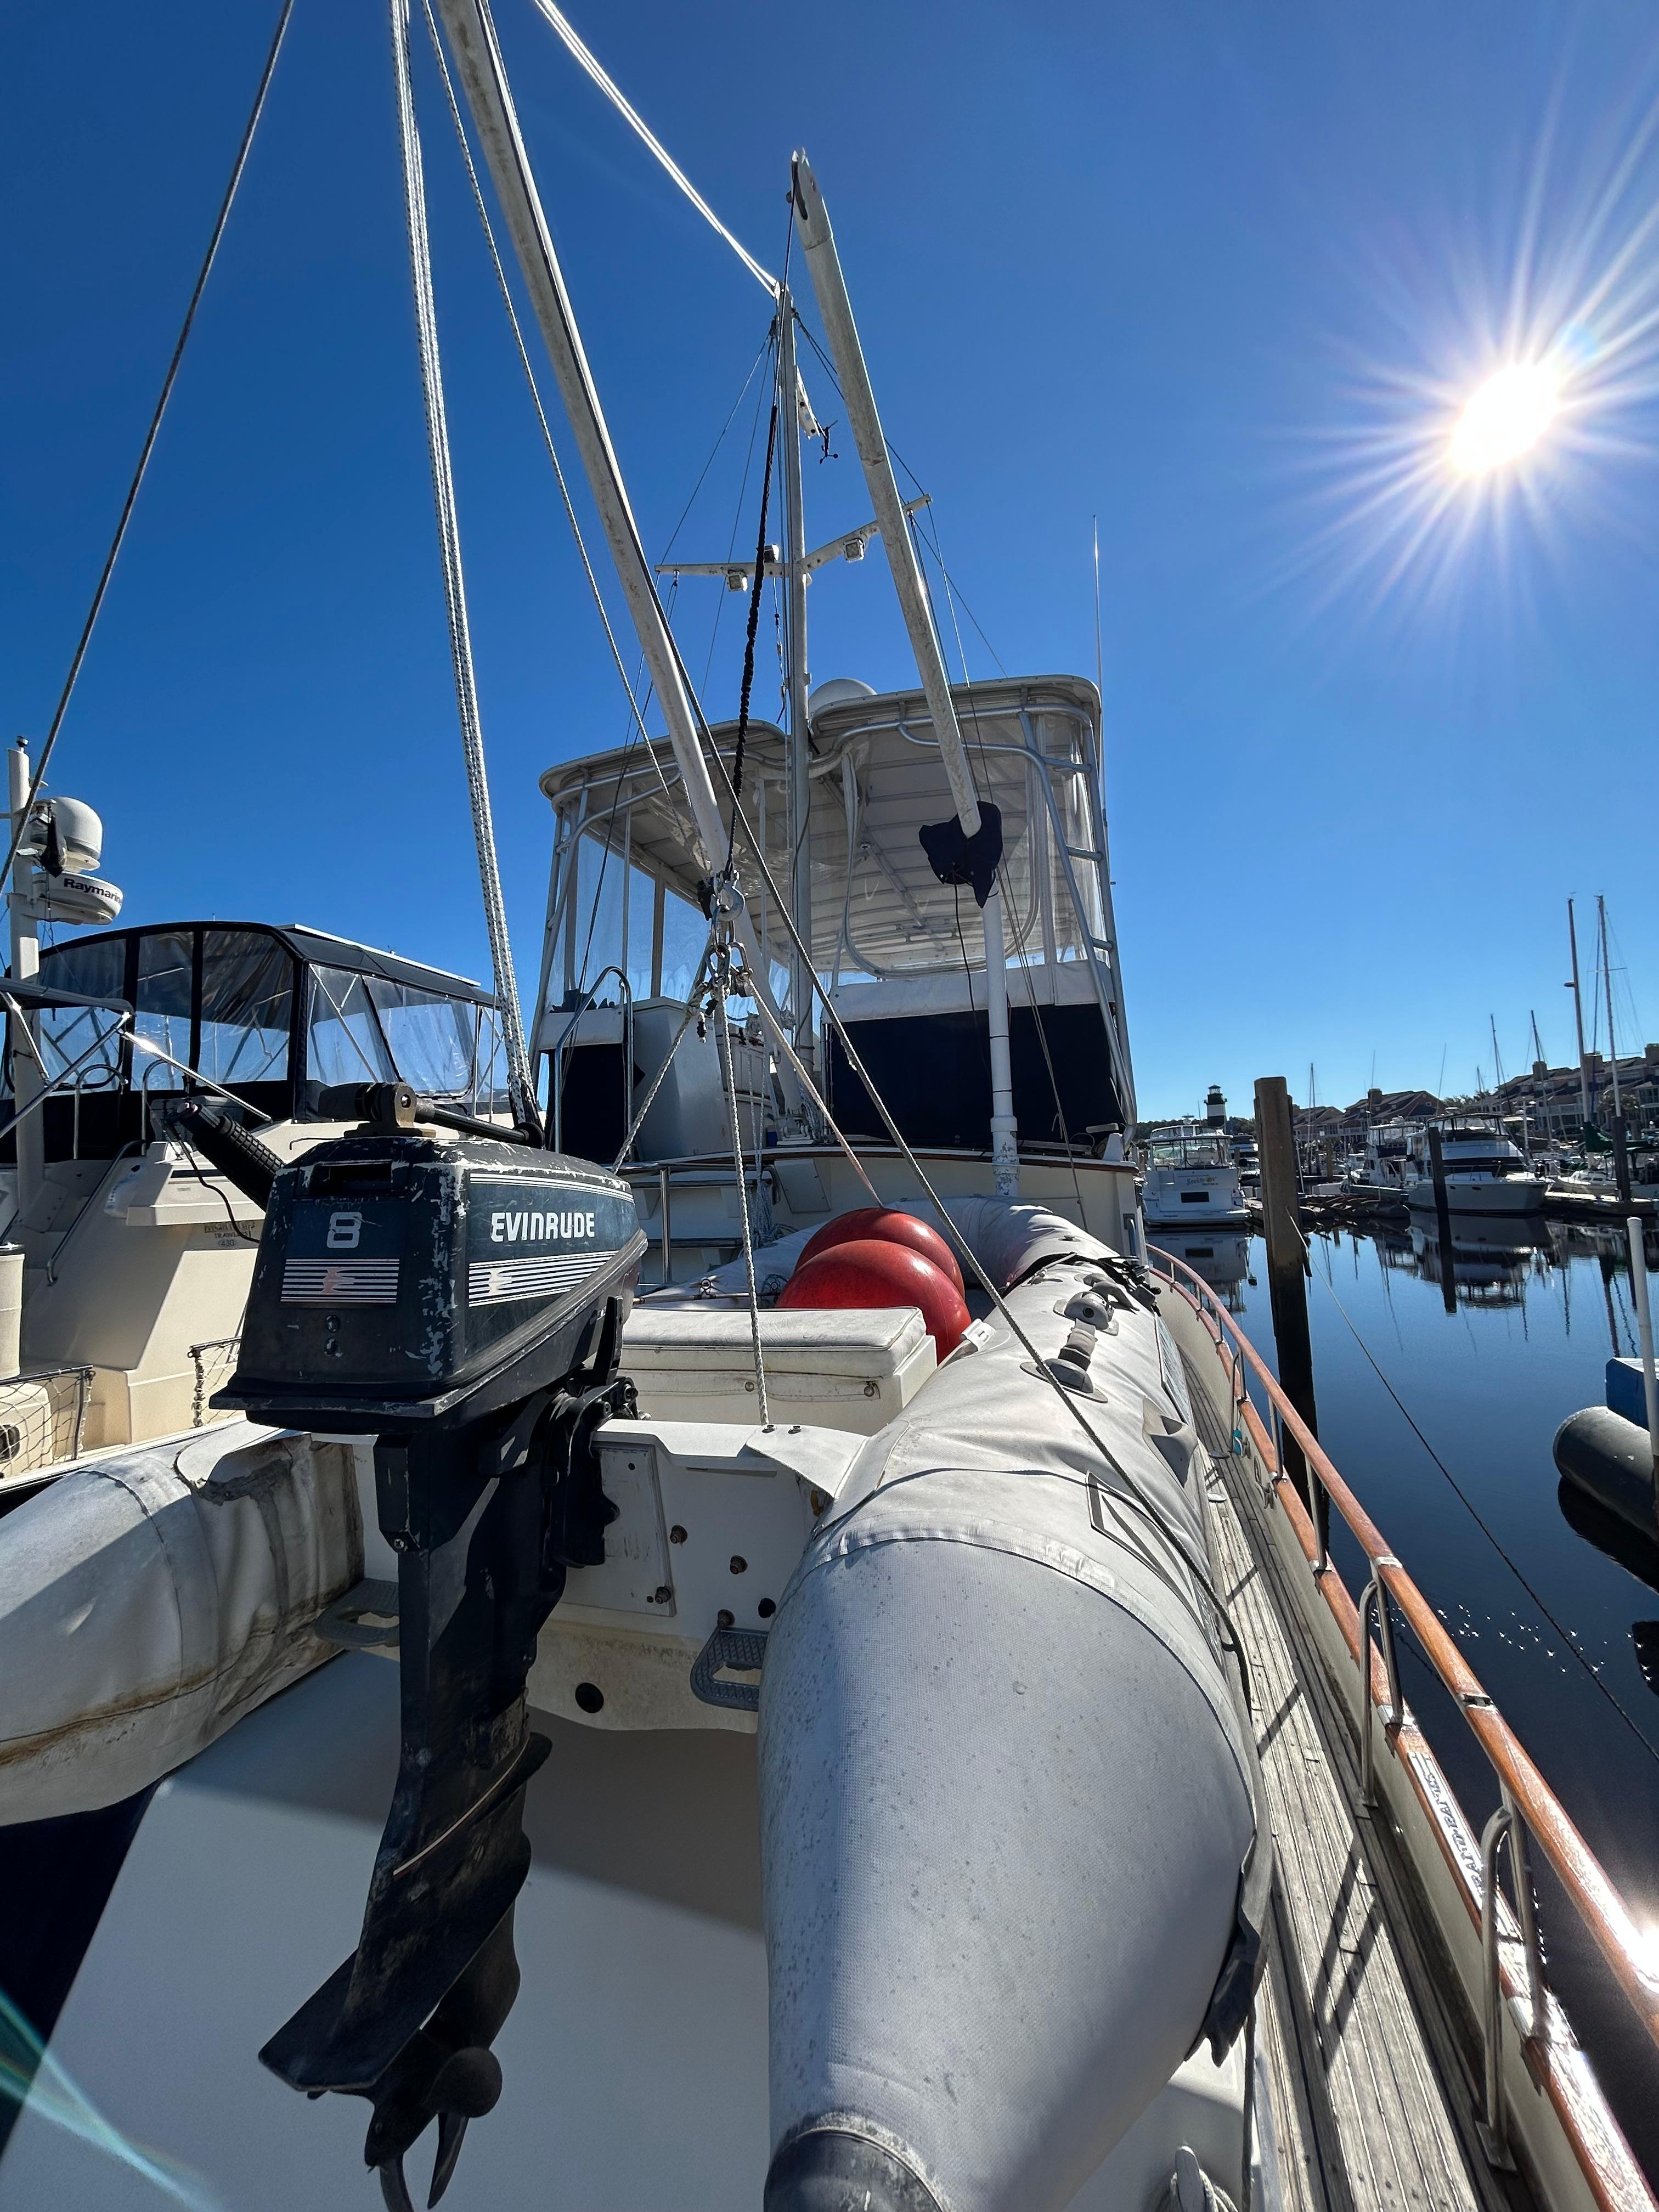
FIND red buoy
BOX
[779,1237,970,1359]
[797,1207,965,1297]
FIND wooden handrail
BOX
[1150,1243,1659,2061]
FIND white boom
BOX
[791,151,1018,1194]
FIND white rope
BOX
[713,971,769,1425]
[390,0,537,1127]
[522,0,777,298]
[421,0,676,820]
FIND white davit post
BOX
[432,0,800,1111]
[791,152,1019,1197]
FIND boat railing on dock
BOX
[1152,1241,1659,2212]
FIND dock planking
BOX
[1185,1352,1536,2212]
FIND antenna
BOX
[1092,516,1103,706]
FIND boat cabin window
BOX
[200,930,294,1088]
[307,967,507,1109]
[7,924,504,1162]
[134,930,194,1094]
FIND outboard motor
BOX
[216,1084,645,2210]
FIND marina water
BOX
[1168,1219,1659,2176]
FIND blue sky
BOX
[5,1,1659,1120]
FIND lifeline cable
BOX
[391,0,538,1134]
[5,0,295,897]
[1296,1217,1659,1770]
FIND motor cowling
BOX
[218,1131,645,1432]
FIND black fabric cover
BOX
[826,1003,1120,1152]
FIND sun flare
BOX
[1449,363,1561,475]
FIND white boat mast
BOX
[791,151,1019,1195]
[431,0,798,1104]
[1567,896,1591,1125]
[1599,891,1621,1121]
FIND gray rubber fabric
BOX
[759,1266,1258,2212]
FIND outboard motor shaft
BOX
[217,1113,644,2210]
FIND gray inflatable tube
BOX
[759,1243,1265,2212]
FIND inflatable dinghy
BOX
[760,1219,1268,2212]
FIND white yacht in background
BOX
[1402,1120,1547,1216]
[1347,1118,1416,1194]
[1138,1123,1249,1228]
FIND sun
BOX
[1448,363,1561,476]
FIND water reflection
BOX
[1355,1210,1659,1332]
[1383,1214,1549,1307]
[1153,1227,1253,1311]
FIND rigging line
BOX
[1295,1220,1659,1770]
[690,709,1252,1689]
[726,391,781,869]
[793,315,1010,674]
[570,583,676,1017]
[5,0,294,899]
[422,0,673,820]
[712,966,770,1423]
[701,337,774,691]
[391,0,537,1131]
[661,330,772,561]
[519,0,776,297]
[912,503,1007,678]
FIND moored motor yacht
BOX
[1403,1120,1548,1215]
[1138,1124,1249,1228]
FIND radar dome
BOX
[808,677,876,718]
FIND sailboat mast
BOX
[776,285,814,1075]
[791,150,1018,1195]
[1567,896,1591,1124]
[431,0,799,1104]
[1600,893,1621,1120]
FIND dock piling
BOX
[1613,1113,1633,1211]
[1254,1076,1327,1556]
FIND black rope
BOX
[7,0,293,888]
[725,381,780,870]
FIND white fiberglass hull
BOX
[1404,1174,1547,1216]
[1141,1166,1249,1229]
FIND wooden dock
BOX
[1187,1357,1537,2212]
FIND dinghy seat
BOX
[622,1305,936,1435]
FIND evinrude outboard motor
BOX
[216,1082,646,2210]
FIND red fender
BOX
[779,1237,971,1359]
